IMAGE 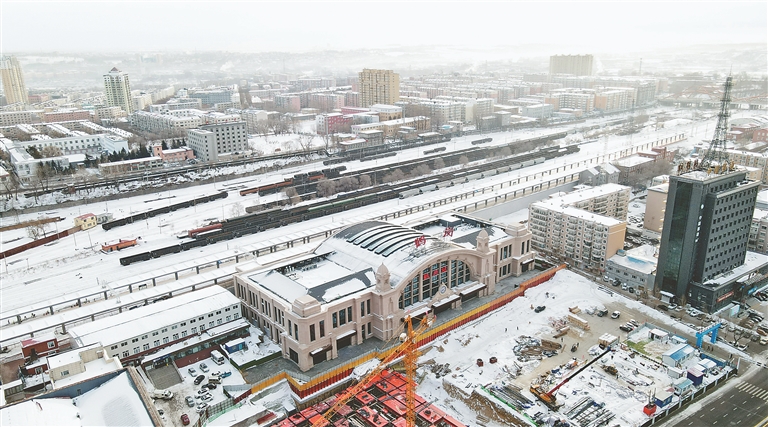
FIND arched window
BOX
[399,259,471,309]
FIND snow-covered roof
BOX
[47,343,101,370]
[613,155,654,167]
[546,183,629,206]
[703,251,768,286]
[531,202,623,227]
[648,182,669,193]
[663,343,693,360]
[245,221,465,304]
[74,372,153,426]
[68,285,240,348]
[0,371,152,426]
[0,398,81,426]
[607,244,657,274]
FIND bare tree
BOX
[40,146,63,158]
[338,176,359,192]
[26,222,50,240]
[459,155,469,168]
[297,134,314,156]
[358,174,372,188]
[410,164,432,178]
[316,179,337,197]
[229,202,244,217]
[432,157,445,170]
[283,187,301,205]
[383,168,405,183]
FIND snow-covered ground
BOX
[0,108,730,335]
[413,269,736,427]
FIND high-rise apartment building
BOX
[358,69,400,107]
[549,54,594,76]
[103,67,133,114]
[0,55,29,105]
[654,169,760,309]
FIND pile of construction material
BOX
[486,383,534,410]
[562,396,616,427]
[513,336,562,362]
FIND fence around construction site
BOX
[193,264,566,427]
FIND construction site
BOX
[242,268,739,427]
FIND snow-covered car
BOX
[187,367,197,376]
[199,362,209,373]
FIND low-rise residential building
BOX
[130,109,204,133]
[316,113,353,135]
[0,110,38,126]
[605,245,657,290]
[351,116,429,138]
[74,213,97,230]
[98,157,163,175]
[580,163,620,186]
[47,343,123,389]
[150,143,195,163]
[233,214,535,371]
[725,149,768,184]
[21,334,59,364]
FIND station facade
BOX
[234,214,536,371]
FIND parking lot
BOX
[150,356,246,427]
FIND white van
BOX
[210,350,226,365]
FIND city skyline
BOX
[1,1,766,54]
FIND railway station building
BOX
[233,214,536,371]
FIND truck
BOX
[151,389,174,400]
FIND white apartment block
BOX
[528,184,630,272]
[103,67,133,114]
[149,98,202,113]
[68,286,242,364]
[187,121,248,162]
[550,183,631,220]
[131,109,204,133]
[10,133,128,157]
[0,110,37,126]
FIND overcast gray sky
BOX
[1,1,766,54]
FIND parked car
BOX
[628,287,635,294]
[220,371,232,378]
[197,387,208,396]
[629,319,640,327]
[187,367,197,376]
[185,396,195,407]
[534,305,546,313]
[621,283,628,291]
[199,362,209,373]
[181,414,190,426]
[202,393,213,402]
[668,303,678,310]
[197,402,208,411]
[194,375,206,385]
[205,383,217,390]
[611,311,621,319]
[619,324,633,332]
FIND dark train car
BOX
[150,245,182,258]
[120,252,152,266]
[181,239,209,251]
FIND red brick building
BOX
[21,334,59,363]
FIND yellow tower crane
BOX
[311,314,434,427]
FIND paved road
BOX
[660,360,768,427]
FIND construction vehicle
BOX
[311,314,434,427]
[530,347,612,410]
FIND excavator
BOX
[530,346,612,410]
